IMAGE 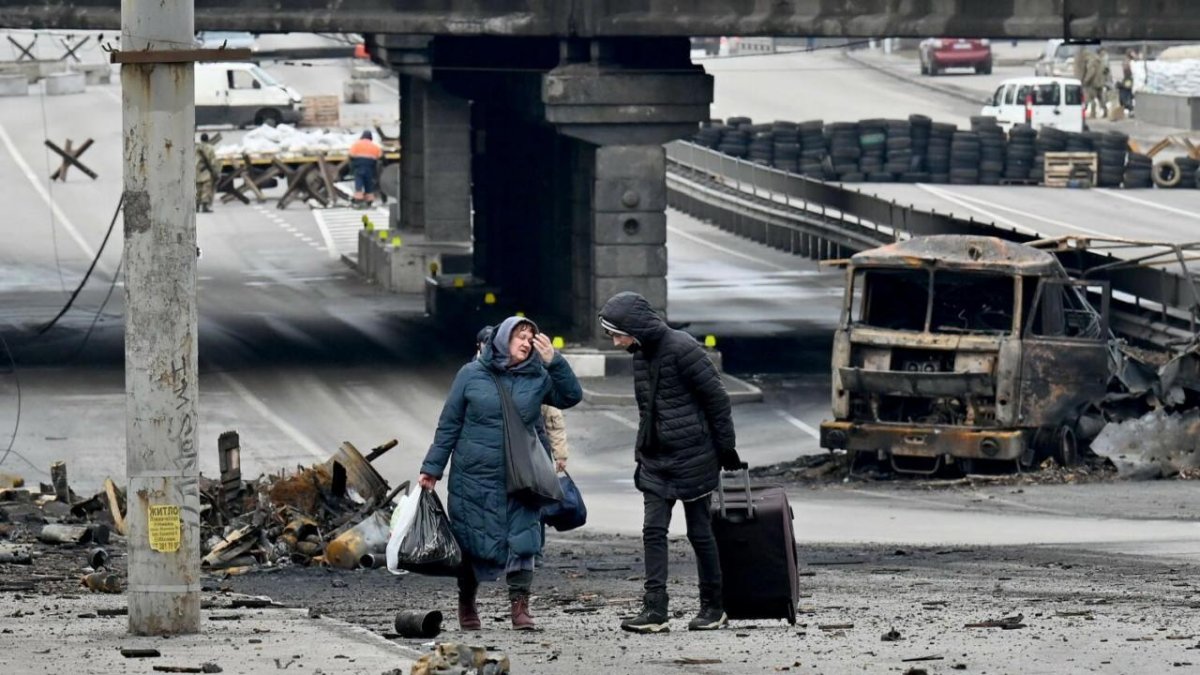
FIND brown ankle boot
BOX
[510,594,535,630]
[458,592,481,631]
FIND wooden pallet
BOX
[300,95,340,128]
[1043,151,1097,188]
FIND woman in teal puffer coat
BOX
[419,316,582,631]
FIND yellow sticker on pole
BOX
[148,504,181,553]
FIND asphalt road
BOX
[704,48,1200,250]
[1,47,1199,560]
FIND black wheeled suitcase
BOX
[710,468,799,624]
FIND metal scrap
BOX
[196,433,402,573]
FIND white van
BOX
[980,77,1085,132]
[196,62,303,128]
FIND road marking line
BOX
[600,410,639,430]
[942,190,1108,237]
[217,372,327,461]
[0,121,108,273]
[1094,188,1200,220]
[311,210,340,260]
[774,409,821,440]
[667,224,790,271]
[915,184,1041,237]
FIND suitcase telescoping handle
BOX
[716,462,754,520]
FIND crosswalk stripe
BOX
[312,207,388,261]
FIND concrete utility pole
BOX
[121,0,201,634]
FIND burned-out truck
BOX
[819,235,1113,473]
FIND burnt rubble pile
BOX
[0,463,127,592]
[0,432,408,583]
[199,432,405,575]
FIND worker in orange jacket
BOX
[349,130,383,208]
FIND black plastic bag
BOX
[541,472,587,532]
[395,490,462,577]
[490,373,564,507]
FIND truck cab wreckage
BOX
[819,234,1200,475]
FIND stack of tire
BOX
[1064,131,1092,153]
[771,121,801,174]
[949,130,982,185]
[909,114,932,175]
[828,122,862,181]
[749,129,774,166]
[971,117,1006,185]
[798,120,829,179]
[927,122,955,183]
[717,125,750,158]
[1180,157,1200,188]
[694,121,725,149]
[1123,153,1153,188]
[884,119,916,181]
[1151,156,1199,189]
[858,119,888,182]
[1030,127,1067,184]
[1096,131,1128,188]
[1005,124,1037,182]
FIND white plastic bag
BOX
[385,488,421,575]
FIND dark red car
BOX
[919,38,993,75]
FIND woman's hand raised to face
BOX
[532,332,555,363]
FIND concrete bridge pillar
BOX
[399,75,472,242]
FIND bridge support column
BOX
[399,76,472,242]
[581,145,668,340]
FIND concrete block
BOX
[350,64,390,80]
[594,276,667,315]
[44,72,85,96]
[343,80,371,104]
[560,350,606,378]
[1138,92,1200,130]
[389,203,401,230]
[0,74,27,97]
[593,177,667,212]
[593,245,667,277]
[595,145,666,179]
[73,64,112,85]
[593,212,666,245]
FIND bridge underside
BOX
[4,0,1200,40]
[386,36,706,343]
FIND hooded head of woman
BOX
[490,316,540,369]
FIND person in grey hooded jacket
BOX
[420,316,582,630]
[598,291,740,633]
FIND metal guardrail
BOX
[665,140,1200,346]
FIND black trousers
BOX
[641,492,722,602]
[457,559,533,601]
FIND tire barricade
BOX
[693,116,1197,190]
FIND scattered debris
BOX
[819,623,854,630]
[394,610,443,639]
[965,613,1026,630]
[675,657,722,665]
[882,628,903,642]
[412,642,510,675]
[81,571,123,594]
[1092,409,1200,479]
[120,648,162,658]
[902,655,944,663]
[197,433,403,574]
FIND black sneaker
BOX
[687,604,728,631]
[620,604,670,633]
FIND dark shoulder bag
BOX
[489,372,564,506]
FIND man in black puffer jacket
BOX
[599,291,740,633]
